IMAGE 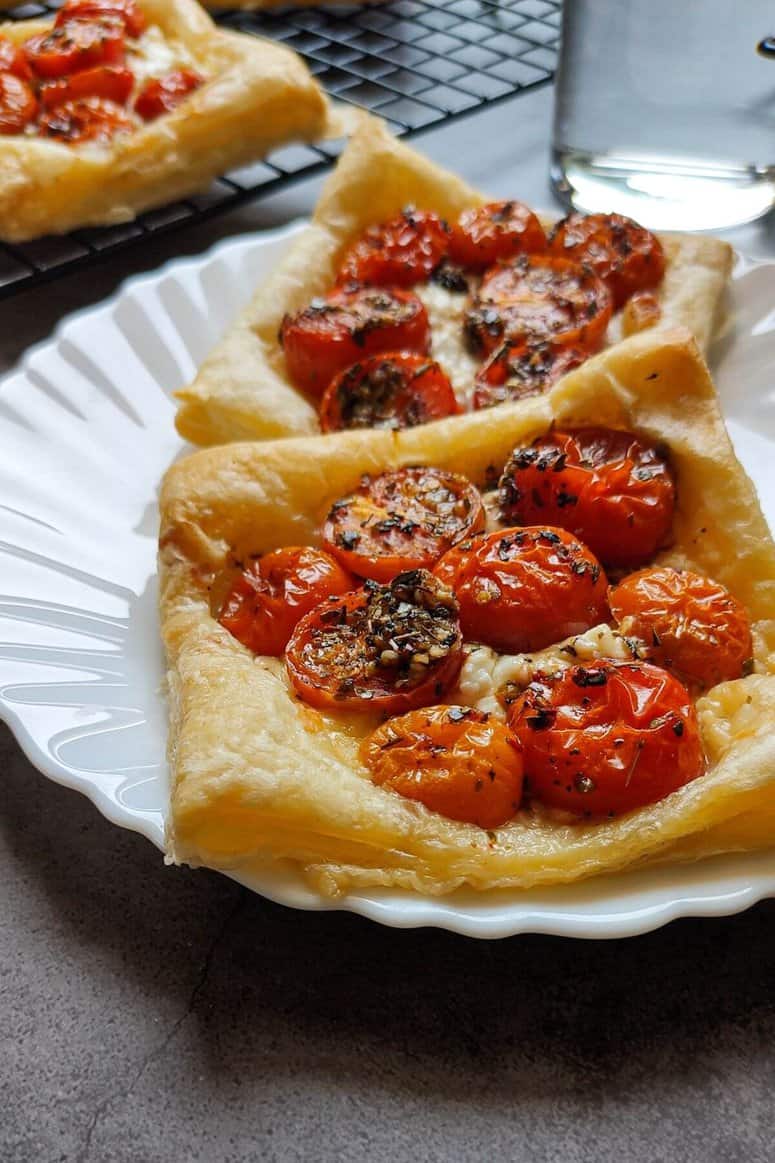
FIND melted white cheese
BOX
[453,624,647,718]
[414,281,482,410]
[127,26,196,88]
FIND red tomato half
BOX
[0,73,37,135]
[433,526,609,654]
[509,660,705,817]
[323,466,486,583]
[549,212,665,309]
[363,705,524,829]
[336,208,450,287]
[134,68,204,121]
[473,340,588,410]
[609,566,753,690]
[24,18,126,79]
[449,200,547,270]
[498,427,676,569]
[40,65,134,109]
[464,254,613,356]
[280,286,430,398]
[285,569,463,714]
[0,37,33,81]
[38,96,135,145]
[56,1,147,38]
[213,547,355,657]
[319,352,460,432]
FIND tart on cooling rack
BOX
[160,327,775,897]
[0,0,330,240]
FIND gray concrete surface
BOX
[2,86,775,1163]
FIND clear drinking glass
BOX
[551,1,775,231]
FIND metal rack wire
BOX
[0,0,561,299]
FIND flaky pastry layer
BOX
[176,115,734,446]
[160,328,775,897]
[0,0,330,241]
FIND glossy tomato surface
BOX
[509,660,705,816]
[285,569,463,714]
[549,212,665,309]
[55,0,147,38]
[40,64,133,108]
[135,69,204,120]
[465,254,612,356]
[38,96,135,144]
[319,352,460,432]
[281,286,430,398]
[363,705,524,828]
[609,566,753,690]
[336,209,449,287]
[473,340,588,410]
[0,37,33,81]
[449,200,546,270]
[213,547,355,658]
[0,73,37,134]
[433,526,609,654]
[498,427,675,568]
[25,18,126,79]
[323,466,486,583]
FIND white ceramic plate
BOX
[1,223,774,939]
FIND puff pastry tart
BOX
[0,0,329,241]
[160,327,775,898]
[176,116,733,446]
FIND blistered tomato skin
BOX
[213,547,355,657]
[319,352,460,433]
[285,569,463,714]
[55,1,147,38]
[609,566,753,690]
[24,18,127,79]
[433,525,609,654]
[549,212,665,309]
[363,705,524,828]
[40,64,134,109]
[0,37,34,82]
[509,660,705,817]
[449,200,547,270]
[337,209,450,287]
[0,74,38,135]
[473,340,588,410]
[465,254,613,357]
[498,427,675,569]
[323,466,486,583]
[281,286,430,399]
[38,96,134,144]
[135,69,204,121]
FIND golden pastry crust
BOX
[175,116,734,446]
[0,0,331,241]
[160,327,775,897]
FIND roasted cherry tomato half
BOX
[549,212,665,309]
[40,64,133,109]
[0,73,37,135]
[448,200,547,270]
[464,254,613,356]
[319,352,460,433]
[336,208,450,288]
[498,427,675,569]
[24,18,126,79]
[323,466,486,583]
[285,569,463,714]
[56,1,147,39]
[38,96,135,144]
[134,68,204,121]
[609,566,753,690]
[0,37,33,81]
[473,340,588,410]
[280,286,430,398]
[212,547,355,658]
[363,705,524,828]
[509,660,705,817]
[434,526,609,654]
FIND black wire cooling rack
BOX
[0,0,561,300]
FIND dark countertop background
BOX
[3,87,775,1163]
